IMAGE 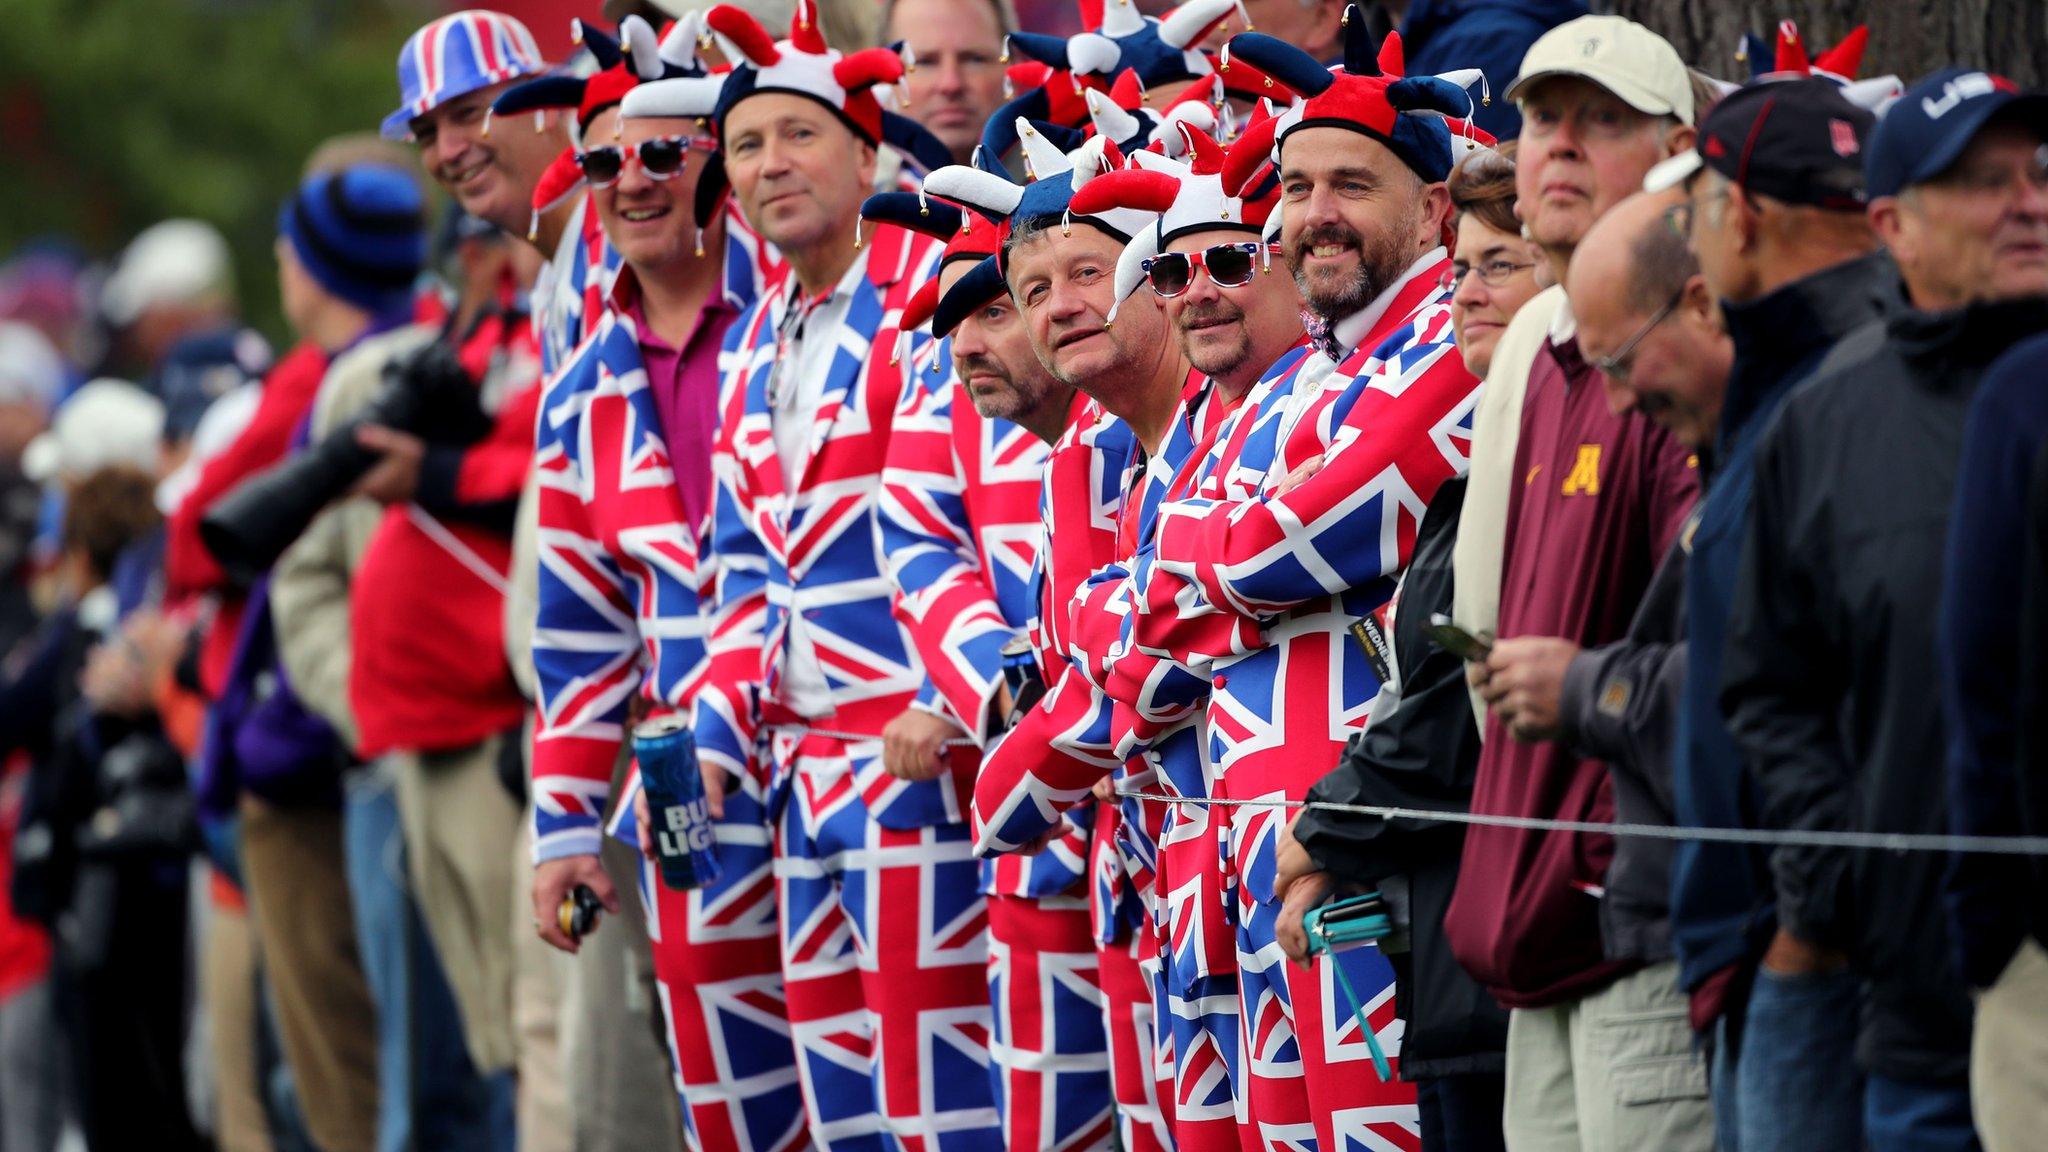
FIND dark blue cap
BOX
[278,165,427,319]
[1866,67,2048,199]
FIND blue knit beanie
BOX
[278,165,426,318]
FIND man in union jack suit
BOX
[668,4,998,1149]
[924,113,1230,1152]
[523,33,829,1151]
[866,189,1117,1152]
[1105,16,1486,1148]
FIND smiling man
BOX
[662,7,1000,1149]
[869,192,1110,1152]
[384,12,569,251]
[522,46,820,1147]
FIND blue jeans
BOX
[345,764,517,1152]
[1417,1072,1507,1152]
[1736,966,1864,1152]
[1865,1073,1980,1152]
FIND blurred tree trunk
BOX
[1608,0,2045,89]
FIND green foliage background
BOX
[0,0,431,345]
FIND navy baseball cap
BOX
[1866,67,2048,199]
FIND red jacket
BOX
[1443,335,1698,1008]
[349,315,540,757]
[163,340,331,697]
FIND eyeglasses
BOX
[1142,242,1281,298]
[1589,286,1685,383]
[1438,257,1537,292]
[575,135,717,188]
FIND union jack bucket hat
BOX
[383,10,549,141]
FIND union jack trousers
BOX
[530,290,806,1152]
[1058,378,1247,1152]
[1131,254,1479,1149]
[696,226,1000,1152]
[878,344,1112,1150]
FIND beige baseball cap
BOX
[1506,15,1695,127]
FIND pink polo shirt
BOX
[625,292,737,530]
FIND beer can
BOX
[633,715,722,891]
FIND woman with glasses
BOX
[1443,145,1543,379]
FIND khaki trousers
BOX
[394,733,522,1073]
[1502,960,1712,1152]
[239,800,379,1152]
[1973,936,2048,1152]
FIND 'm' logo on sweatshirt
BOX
[1561,444,1602,496]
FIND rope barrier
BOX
[1110,787,2048,857]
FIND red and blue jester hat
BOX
[1222,7,1475,195]
[921,110,1154,280]
[619,0,954,234]
[497,15,713,230]
[1066,116,1282,325]
[1007,0,1242,95]
[858,190,1004,350]
[1740,20,1902,111]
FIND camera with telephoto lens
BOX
[198,336,497,585]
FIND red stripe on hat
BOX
[472,14,503,77]
[420,20,446,110]
[1735,93,1778,190]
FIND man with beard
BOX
[932,117,1217,1152]
[524,53,815,1152]
[1103,17,1480,1146]
[1441,16,1702,1150]
[870,191,1115,1152]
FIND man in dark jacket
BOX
[1721,68,2048,1152]
[1651,79,1888,1152]
[1394,0,1588,139]
[1941,327,2048,1152]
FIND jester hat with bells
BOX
[1067,118,1282,325]
[502,15,714,236]
[1008,0,1242,96]
[1741,20,1902,111]
[1223,8,1473,192]
[858,191,1004,366]
[622,0,954,233]
[1082,69,1223,155]
[922,112,1154,283]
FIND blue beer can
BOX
[633,715,722,891]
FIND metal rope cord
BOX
[1110,787,2048,857]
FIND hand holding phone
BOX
[1427,613,1495,662]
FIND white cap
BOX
[1507,15,1695,128]
[101,219,234,327]
[22,378,165,484]
[0,322,65,411]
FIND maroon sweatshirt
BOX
[1444,333,1699,1008]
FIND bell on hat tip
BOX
[1482,94,1492,106]
[527,210,541,241]
[481,108,494,138]
[534,110,546,133]
[1263,76,1273,88]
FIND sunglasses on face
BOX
[1142,242,1281,298]
[575,135,717,188]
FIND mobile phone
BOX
[1427,613,1494,662]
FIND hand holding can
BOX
[633,716,723,891]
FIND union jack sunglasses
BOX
[575,134,718,188]
[1142,241,1283,298]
